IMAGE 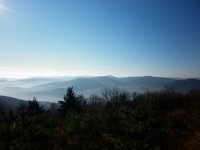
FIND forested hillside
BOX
[1,87,200,149]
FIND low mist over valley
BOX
[0,76,200,102]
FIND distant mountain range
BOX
[0,95,27,111]
[0,76,200,102]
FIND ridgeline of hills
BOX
[0,76,200,102]
[0,95,27,111]
[0,95,53,111]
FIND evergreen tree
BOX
[59,87,77,114]
[28,97,43,112]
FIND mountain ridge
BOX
[0,76,199,102]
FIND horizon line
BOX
[0,75,199,81]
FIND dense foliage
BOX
[1,87,200,149]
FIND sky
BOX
[0,0,200,78]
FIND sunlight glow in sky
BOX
[0,4,6,12]
[0,0,200,78]
[0,3,12,13]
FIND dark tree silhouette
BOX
[8,110,14,123]
[28,97,43,112]
[76,94,86,112]
[59,87,77,114]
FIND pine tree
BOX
[58,87,77,114]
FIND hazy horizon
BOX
[0,72,199,80]
[0,66,200,79]
[0,0,200,79]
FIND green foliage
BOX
[1,88,200,149]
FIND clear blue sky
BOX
[0,0,200,78]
